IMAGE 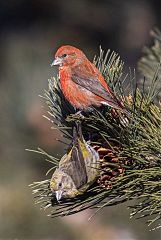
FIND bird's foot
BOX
[66,111,85,122]
[74,110,85,119]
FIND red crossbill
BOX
[51,45,129,115]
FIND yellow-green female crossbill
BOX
[50,124,100,201]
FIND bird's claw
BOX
[74,111,85,119]
[66,111,85,123]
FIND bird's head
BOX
[50,168,79,201]
[51,45,86,68]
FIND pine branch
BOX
[138,28,161,101]
[29,41,161,230]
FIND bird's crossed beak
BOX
[51,57,62,67]
[55,190,63,202]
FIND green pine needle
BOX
[29,38,161,230]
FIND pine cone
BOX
[92,144,127,189]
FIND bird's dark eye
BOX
[58,182,62,188]
[62,54,67,58]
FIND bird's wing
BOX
[71,145,88,189]
[71,69,121,108]
[60,146,88,189]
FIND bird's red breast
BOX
[59,65,101,110]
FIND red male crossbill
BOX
[51,45,129,115]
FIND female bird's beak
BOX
[51,57,62,67]
[55,190,63,202]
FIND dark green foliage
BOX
[30,32,161,230]
[138,28,161,101]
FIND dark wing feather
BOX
[69,125,88,189]
[71,70,120,108]
[70,146,88,189]
[59,146,87,189]
[60,125,88,189]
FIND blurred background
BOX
[0,0,161,239]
